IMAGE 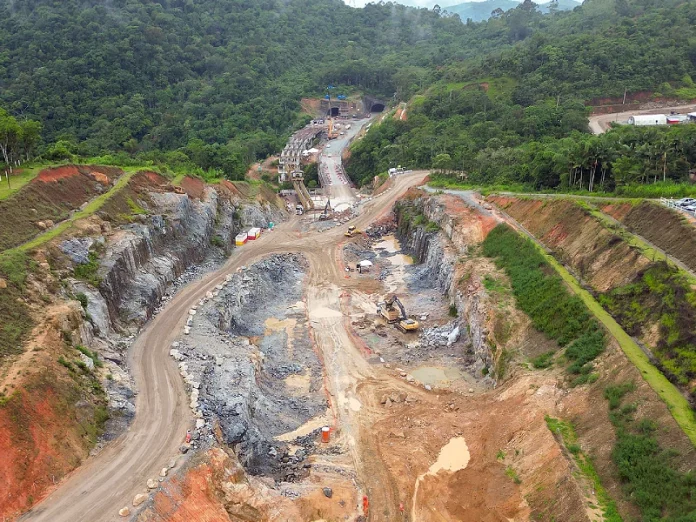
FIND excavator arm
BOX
[385,295,407,320]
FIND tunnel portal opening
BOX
[370,103,385,113]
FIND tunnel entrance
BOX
[328,107,340,117]
[370,103,385,113]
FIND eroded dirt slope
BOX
[489,196,650,292]
[602,200,696,273]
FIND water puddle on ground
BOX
[285,372,311,394]
[373,235,412,293]
[265,317,297,356]
[412,437,470,521]
[411,366,463,388]
[374,235,413,267]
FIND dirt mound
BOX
[0,166,122,251]
[179,176,206,199]
[490,197,651,292]
[138,448,301,522]
[603,201,696,273]
[0,304,107,520]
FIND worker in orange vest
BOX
[185,429,192,444]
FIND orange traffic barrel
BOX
[321,426,331,443]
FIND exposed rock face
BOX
[60,237,102,265]
[99,190,218,325]
[396,194,496,382]
[178,254,325,479]
[58,180,286,444]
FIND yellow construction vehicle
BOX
[396,318,419,333]
[377,295,419,332]
[344,225,361,237]
[328,118,339,140]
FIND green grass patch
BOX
[505,465,521,484]
[604,382,637,410]
[531,351,555,369]
[73,251,102,287]
[599,263,696,394]
[74,345,103,368]
[605,384,696,520]
[482,224,604,374]
[126,197,147,215]
[545,416,622,522]
[428,177,696,200]
[0,169,40,201]
[482,274,508,295]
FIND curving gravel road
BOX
[21,170,428,522]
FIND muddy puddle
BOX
[374,235,412,293]
[412,436,470,520]
[411,365,463,388]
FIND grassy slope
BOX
[583,202,696,282]
[0,168,44,201]
[535,236,696,445]
[9,170,136,254]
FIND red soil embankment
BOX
[602,200,696,274]
[0,368,101,519]
[0,166,123,251]
[138,448,302,522]
[179,176,206,200]
[489,196,651,292]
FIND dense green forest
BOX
[3,0,696,189]
[0,0,501,178]
[346,0,696,193]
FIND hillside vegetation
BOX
[0,0,501,178]
[346,0,696,194]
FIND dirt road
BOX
[22,172,428,522]
[589,103,696,134]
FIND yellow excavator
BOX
[377,295,419,333]
[344,225,361,237]
[328,118,339,140]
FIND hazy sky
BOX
[345,0,505,7]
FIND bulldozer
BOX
[344,225,361,237]
[377,295,419,333]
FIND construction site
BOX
[1,101,696,522]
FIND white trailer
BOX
[628,114,667,126]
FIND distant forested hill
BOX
[444,0,579,22]
[346,0,696,194]
[1,0,695,184]
[0,0,481,177]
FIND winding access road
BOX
[22,171,428,522]
[589,103,696,134]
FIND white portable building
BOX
[628,114,667,126]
